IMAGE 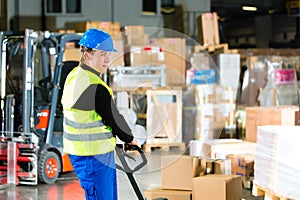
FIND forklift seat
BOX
[57,61,79,107]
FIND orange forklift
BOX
[0,29,81,185]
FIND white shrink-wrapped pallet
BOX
[255,125,300,199]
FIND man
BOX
[61,28,136,200]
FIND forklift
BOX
[0,29,82,185]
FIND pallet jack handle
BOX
[115,143,147,200]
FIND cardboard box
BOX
[193,174,242,200]
[190,52,210,70]
[245,106,299,142]
[126,37,186,86]
[214,159,231,175]
[63,48,81,61]
[202,139,256,159]
[122,25,145,45]
[197,12,220,46]
[144,188,192,200]
[226,153,254,188]
[205,159,231,175]
[110,39,124,66]
[161,155,206,190]
[75,21,120,38]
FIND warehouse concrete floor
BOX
[0,148,262,200]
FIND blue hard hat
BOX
[78,28,117,52]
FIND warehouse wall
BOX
[6,0,209,34]
[6,0,296,48]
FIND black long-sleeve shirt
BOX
[72,64,133,143]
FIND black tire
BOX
[38,151,61,184]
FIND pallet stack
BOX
[253,125,300,199]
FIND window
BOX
[45,0,82,16]
[142,0,160,15]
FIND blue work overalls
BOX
[69,151,117,200]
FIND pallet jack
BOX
[115,143,167,200]
[115,143,147,200]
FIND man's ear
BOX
[83,51,91,61]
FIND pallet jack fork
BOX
[115,143,148,200]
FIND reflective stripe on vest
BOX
[64,117,105,129]
[63,132,113,141]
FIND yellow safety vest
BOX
[61,66,116,156]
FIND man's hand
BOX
[128,140,139,147]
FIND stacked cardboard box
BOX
[193,84,236,140]
[75,21,121,38]
[121,25,148,45]
[125,37,186,86]
[144,155,242,200]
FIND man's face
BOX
[89,50,111,74]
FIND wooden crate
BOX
[131,88,183,144]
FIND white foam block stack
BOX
[217,53,240,101]
[255,125,300,199]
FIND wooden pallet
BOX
[142,142,185,153]
[252,183,291,200]
[194,43,230,53]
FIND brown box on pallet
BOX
[122,25,146,45]
[192,174,242,200]
[125,38,186,85]
[75,21,120,38]
[197,12,220,46]
[245,106,299,142]
[161,155,206,190]
[144,188,192,200]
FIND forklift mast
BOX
[0,29,82,185]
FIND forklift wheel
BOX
[38,151,61,184]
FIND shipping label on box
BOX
[274,69,296,85]
[186,69,216,85]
